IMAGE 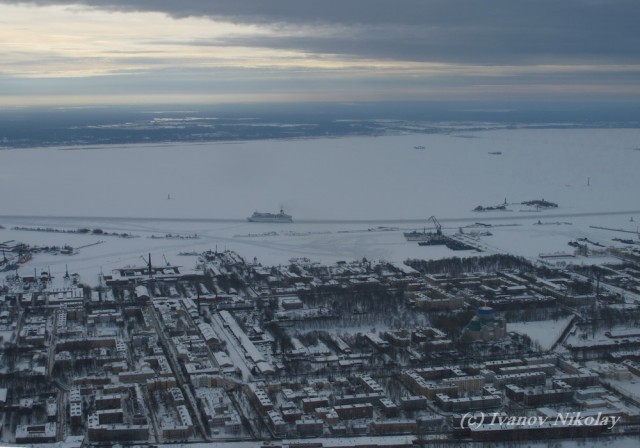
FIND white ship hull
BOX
[247,209,293,223]
[247,216,293,223]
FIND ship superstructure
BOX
[247,209,293,223]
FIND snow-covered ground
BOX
[1,129,639,286]
[1,213,637,288]
[508,315,575,351]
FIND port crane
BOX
[427,215,442,235]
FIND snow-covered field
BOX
[508,315,575,351]
[1,128,639,286]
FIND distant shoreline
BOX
[1,121,639,151]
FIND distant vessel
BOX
[247,208,293,223]
[403,228,432,241]
[404,216,446,243]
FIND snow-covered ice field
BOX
[2,128,640,220]
[1,128,639,285]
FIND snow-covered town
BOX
[1,219,640,446]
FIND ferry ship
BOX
[247,209,293,223]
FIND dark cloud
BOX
[4,0,640,64]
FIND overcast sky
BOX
[1,0,639,106]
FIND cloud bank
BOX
[5,0,639,64]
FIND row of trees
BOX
[406,254,532,276]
